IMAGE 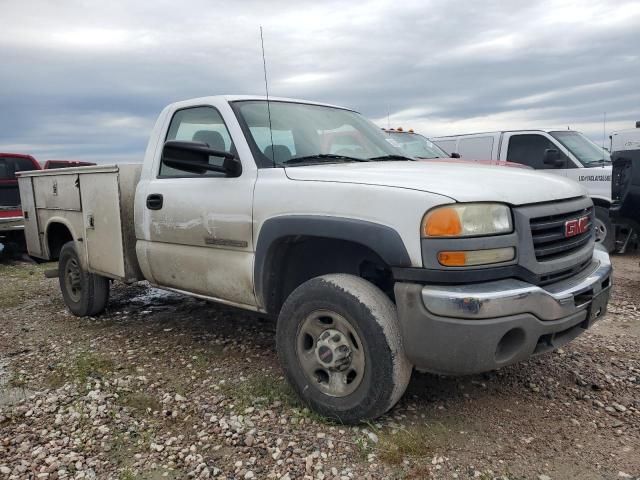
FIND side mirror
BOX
[161,141,241,176]
[543,148,565,168]
[451,152,461,159]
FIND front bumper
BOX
[394,247,612,375]
[0,216,24,233]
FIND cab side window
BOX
[507,134,564,169]
[159,106,235,177]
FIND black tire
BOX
[594,206,615,253]
[58,241,110,316]
[276,274,412,424]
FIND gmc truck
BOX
[17,96,612,423]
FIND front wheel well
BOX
[46,222,74,260]
[261,236,394,317]
[591,198,611,209]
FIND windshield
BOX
[385,131,448,158]
[0,157,37,180]
[549,131,611,167]
[233,101,406,166]
[0,157,36,208]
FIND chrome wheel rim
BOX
[296,309,365,397]
[594,217,607,243]
[64,258,82,303]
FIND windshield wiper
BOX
[586,159,612,166]
[281,154,370,165]
[367,154,413,161]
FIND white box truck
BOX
[18,96,612,423]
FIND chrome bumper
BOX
[0,216,24,232]
[421,246,612,322]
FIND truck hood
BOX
[285,161,586,205]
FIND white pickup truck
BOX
[18,95,612,423]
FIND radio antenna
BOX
[602,111,607,164]
[260,26,276,168]
[387,104,391,130]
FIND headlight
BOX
[422,203,512,238]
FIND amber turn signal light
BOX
[423,207,462,237]
[438,247,515,267]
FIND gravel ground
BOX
[0,253,639,480]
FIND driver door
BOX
[142,105,257,307]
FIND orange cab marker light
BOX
[424,208,462,237]
[438,251,466,266]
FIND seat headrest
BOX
[264,144,293,163]
[193,130,226,151]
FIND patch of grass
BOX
[0,262,54,308]
[0,262,48,280]
[45,372,66,389]
[0,290,24,309]
[119,468,137,480]
[355,434,374,460]
[110,431,134,466]
[8,371,28,389]
[219,375,337,424]
[291,405,331,425]
[221,375,298,410]
[377,421,457,465]
[189,347,225,371]
[71,351,115,384]
[119,392,162,415]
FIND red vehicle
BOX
[0,153,41,252]
[44,160,96,169]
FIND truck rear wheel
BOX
[58,241,110,317]
[276,274,411,424]
[594,206,614,253]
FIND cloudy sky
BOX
[1,0,639,162]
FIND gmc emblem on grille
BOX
[565,216,590,238]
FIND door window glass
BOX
[506,134,564,169]
[160,106,235,177]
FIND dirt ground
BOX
[0,253,638,480]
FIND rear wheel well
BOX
[47,223,73,260]
[262,236,394,316]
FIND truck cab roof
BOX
[432,128,581,139]
[167,95,354,112]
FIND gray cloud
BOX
[1,0,639,162]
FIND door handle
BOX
[146,194,163,210]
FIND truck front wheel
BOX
[276,274,412,424]
[594,206,615,253]
[58,241,110,317]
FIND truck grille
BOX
[530,207,593,261]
